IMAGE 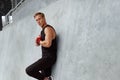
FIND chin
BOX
[41,25,44,27]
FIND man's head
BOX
[34,12,47,28]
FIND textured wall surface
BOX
[0,0,120,80]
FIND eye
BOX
[36,19,39,21]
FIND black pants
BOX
[25,57,56,80]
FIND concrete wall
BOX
[0,0,120,80]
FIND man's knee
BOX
[25,67,34,76]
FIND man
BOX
[26,12,57,80]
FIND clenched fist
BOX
[36,36,41,45]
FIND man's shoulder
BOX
[45,25,55,31]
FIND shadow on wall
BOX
[56,34,60,55]
[52,34,60,73]
[55,34,60,63]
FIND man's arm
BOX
[40,27,53,47]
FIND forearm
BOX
[40,40,51,48]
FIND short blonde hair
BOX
[34,12,45,18]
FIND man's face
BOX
[34,15,45,27]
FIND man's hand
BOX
[35,35,41,46]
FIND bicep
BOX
[44,27,53,45]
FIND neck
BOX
[42,23,47,28]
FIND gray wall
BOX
[0,0,120,80]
